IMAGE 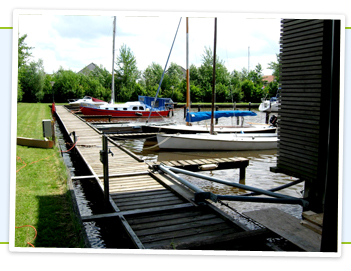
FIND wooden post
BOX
[101,135,110,205]
[51,120,56,143]
[265,112,270,124]
[239,167,246,182]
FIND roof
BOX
[77,62,99,74]
[262,75,275,83]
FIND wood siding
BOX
[276,19,340,213]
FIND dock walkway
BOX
[55,106,321,251]
[55,105,269,250]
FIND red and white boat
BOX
[79,96,174,118]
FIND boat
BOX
[156,133,278,151]
[141,110,277,134]
[258,96,280,113]
[155,18,278,151]
[79,96,174,118]
[68,96,107,106]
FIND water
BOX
[57,107,304,247]
[111,107,304,228]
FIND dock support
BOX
[100,134,113,205]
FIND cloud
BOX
[16,12,281,76]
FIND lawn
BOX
[15,103,84,248]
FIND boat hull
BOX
[80,106,170,118]
[142,124,276,134]
[156,133,278,151]
[258,101,279,113]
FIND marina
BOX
[53,104,321,251]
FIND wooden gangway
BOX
[55,105,275,250]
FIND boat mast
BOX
[210,17,217,135]
[186,17,191,125]
[111,16,116,104]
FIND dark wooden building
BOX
[271,19,341,252]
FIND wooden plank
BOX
[117,199,185,211]
[302,211,324,227]
[110,189,170,199]
[126,210,204,225]
[145,228,270,250]
[81,203,194,222]
[133,215,223,236]
[244,208,321,252]
[114,194,182,206]
[139,223,232,244]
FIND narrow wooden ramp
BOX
[244,208,321,252]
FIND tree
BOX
[20,59,46,102]
[115,44,140,102]
[18,34,34,101]
[267,54,280,82]
[142,62,163,97]
[18,34,33,69]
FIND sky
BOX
[16,11,281,76]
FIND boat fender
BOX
[199,164,218,171]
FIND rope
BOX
[217,199,265,230]
[142,135,172,150]
[16,137,81,173]
[15,225,37,247]
[60,137,80,153]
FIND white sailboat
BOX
[142,17,276,135]
[157,133,278,151]
[156,18,278,151]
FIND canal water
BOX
[57,107,305,248]
[109,108,304,226]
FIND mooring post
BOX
[72,131,77,154]
[265,112,270,124]
[100,134,113,205]
[239,167,246,182]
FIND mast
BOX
[248,46,250,72]
[111,16,116,104]
[210,17,217,135]
[186,17,191,125]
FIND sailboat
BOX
[156,18,278,151]
[79,16,174,118]
[143,17,276,135]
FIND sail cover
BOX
[138,96,174,111]
[186,110,257,122]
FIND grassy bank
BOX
[15,103,84,248]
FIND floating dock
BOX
[55,105,321,251]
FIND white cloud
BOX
[17,11,281,76]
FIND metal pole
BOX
[147,17,182,123]
[111,16,116,104]
[210,17,217,135]
[159,164,204,193]
[186,17,191,125]
[161,164,297,200]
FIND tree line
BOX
[18,34,280,104]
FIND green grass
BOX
[15,103,84,248]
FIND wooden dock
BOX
[55,105,321,251]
